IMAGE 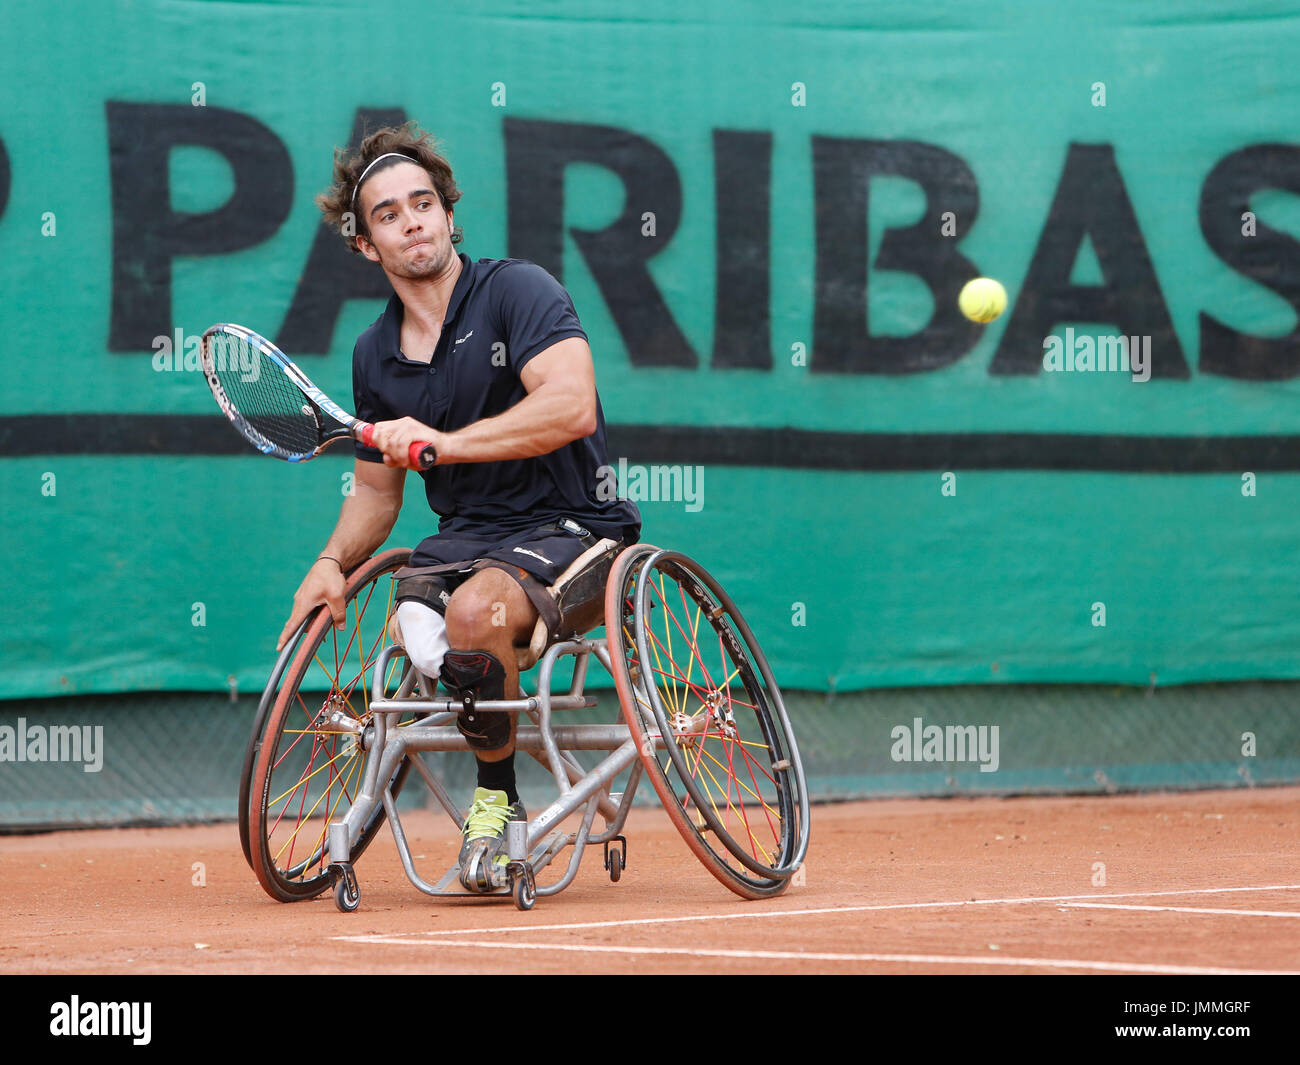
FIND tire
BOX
[334,868,360,912]
[246,548,416,902]
[606,546,809,900]
[513,873,536,911]
[239,634,299,871]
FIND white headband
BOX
[350,152,419,210]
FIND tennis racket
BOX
[200,322,436,468]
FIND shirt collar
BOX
[378,253,474,357]
[444,252,474,322]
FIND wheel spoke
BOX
[721,735,765,864]
[654,576,718,691]
[308,745,366,876]
[640,598,717,710]
[675,580,706,708]
[273,746,360,867]
[272,705,325,771]
[734,733,779,785]
[267,731,362,810]
[733,736,782,847]
[693,746,746,844]
[697,744,782,837]
[644,601,680,717]
[280,728,357,736]
[650,570,682,717]
[671,730,768,751]
[642,654,713,705]
[354,581,379,717]
[282,733,320,870]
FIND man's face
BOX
[356,160,456,280]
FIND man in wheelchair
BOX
[276,123,640,892]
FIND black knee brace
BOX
[393,572,456,615]
[440,649,510,750]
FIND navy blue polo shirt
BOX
[351,253,641,541]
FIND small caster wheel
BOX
[508,861,536,911]
[331,863,359,912]
[604,835,626,883]
[335,879,360,912]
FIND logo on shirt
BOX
[454,330,474,345]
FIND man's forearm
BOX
[318,479,403,569]
[438,384,593,465]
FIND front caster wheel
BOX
[509,863,536,910]
[605,836,626,882]
[332,863,360,912]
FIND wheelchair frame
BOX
[241,544,810,912]
[330,636,643,910]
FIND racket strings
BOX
[205,332,332,459]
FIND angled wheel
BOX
[606,546,809,899]
[246,548,417,902]
[239,631,301,871]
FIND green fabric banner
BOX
[4,1,1300,697]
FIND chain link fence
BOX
[2,682,1297,831]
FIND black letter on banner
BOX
[714,130,772,369]
[0,136,9,222]
[812,138,982,374]
[278,107,407,354]
[1200,145,1300,379]
[505,118,695,368]
[107,102,292,351]
[993,143,1187,377]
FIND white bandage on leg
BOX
[396,601,451,684]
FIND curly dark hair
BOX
[316,122,462,254]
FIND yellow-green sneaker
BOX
[458,787,526,892]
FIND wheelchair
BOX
[238,541,810,911]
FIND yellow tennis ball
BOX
[958,277,1007,323]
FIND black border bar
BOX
[2,415,1299,471]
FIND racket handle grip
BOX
[357,424,438,470]
[408,441,437,470]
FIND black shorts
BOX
[407,518,632,587]
[396,518,638,638]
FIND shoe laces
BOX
[462,796,515,842]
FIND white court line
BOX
[1064,902,1300,918]
[333,883,1300,942]
[331,937,1298,975]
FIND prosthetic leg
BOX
[440,649,527,891]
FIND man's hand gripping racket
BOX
[200,322,436,468]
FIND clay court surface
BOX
[3,787,1297,975]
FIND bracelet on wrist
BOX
[317,555,344,570]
